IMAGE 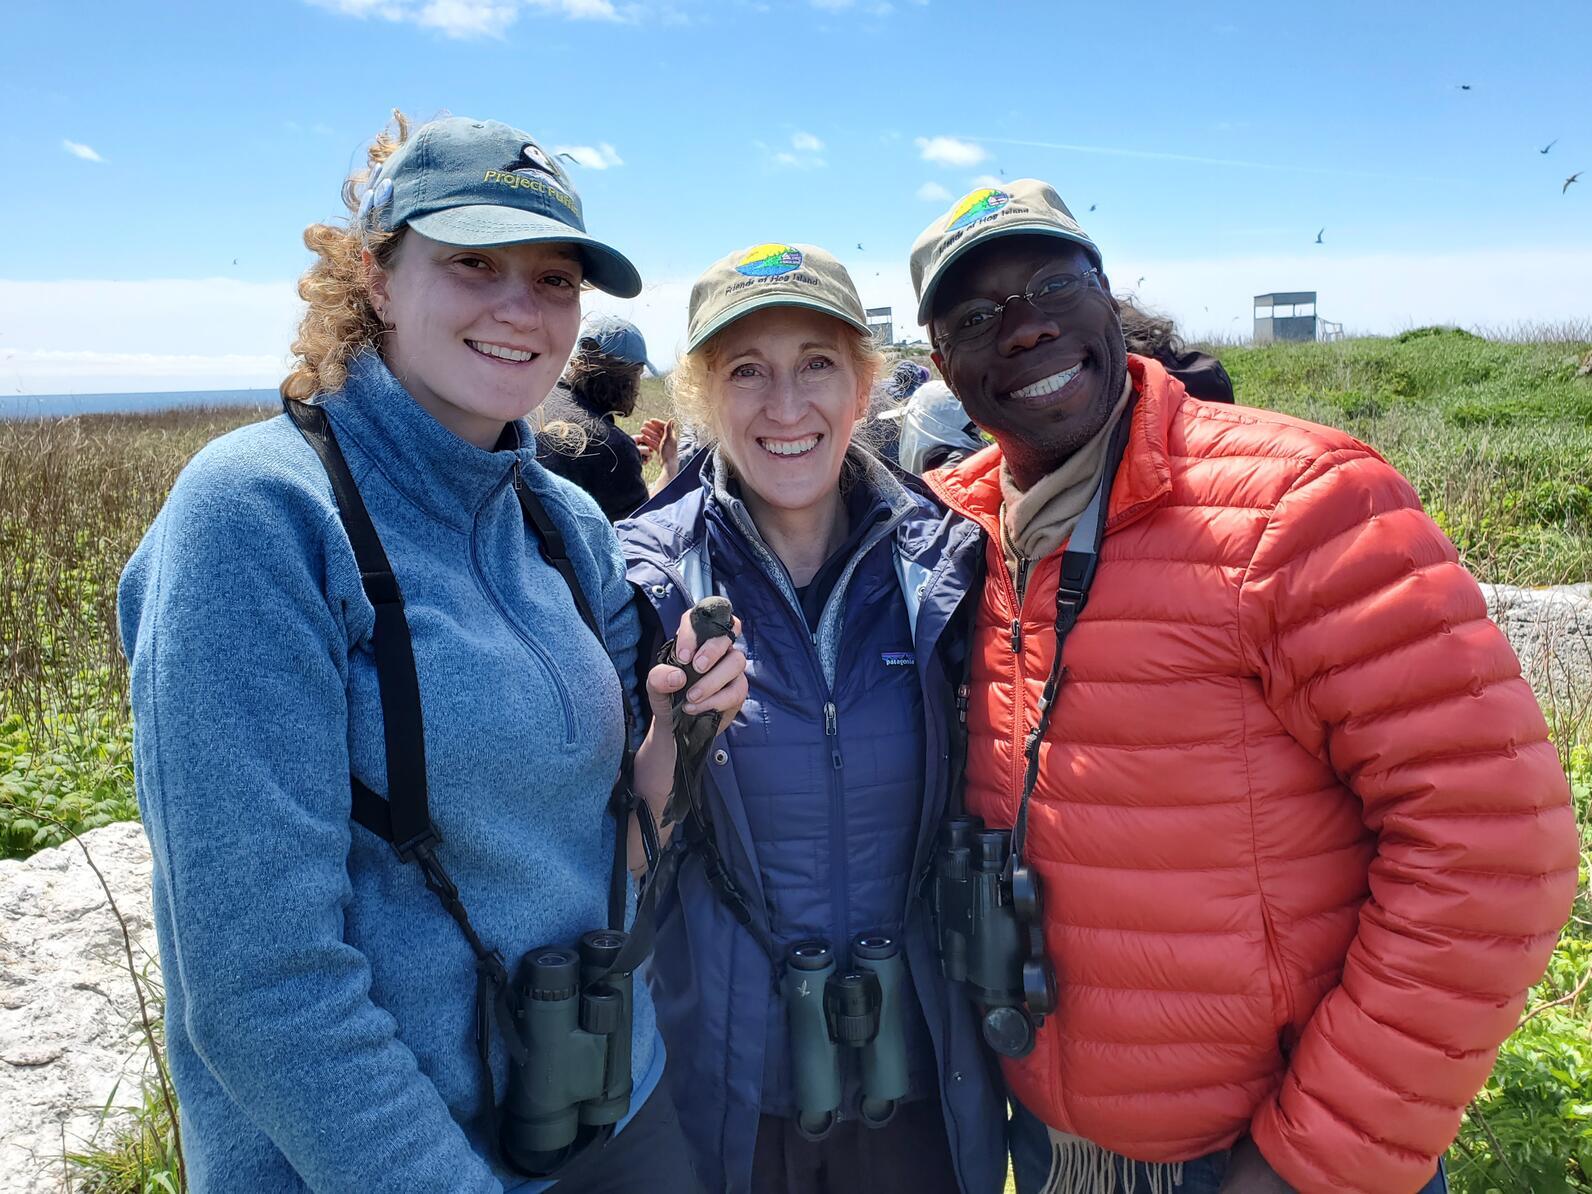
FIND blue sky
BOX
[3,0,1589,393]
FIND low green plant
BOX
[65,1079,183,1194]
[0,677,136,860]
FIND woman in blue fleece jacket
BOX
[117,114,745,1193]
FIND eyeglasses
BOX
[936,267,1102,353]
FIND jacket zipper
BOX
[468,463,577,744]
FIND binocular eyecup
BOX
[782,931,910,1139]
[498,929,636,1176]
[931,816,1057,1059]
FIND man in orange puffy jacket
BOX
[909,181,1578,1194]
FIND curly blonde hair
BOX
[280,112,412,400]
[666,321,885,444]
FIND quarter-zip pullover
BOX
[118,352,662,1192]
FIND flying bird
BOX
[857,242,864,250]
[1566,172,1583,194]
[1315,228,1325,244]
[1457,83,1472,91]
[1088,204,1096,212]
[1540,139,1558,155]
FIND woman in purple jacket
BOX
[617,244,1004,1194]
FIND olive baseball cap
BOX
[685,242,871,352]
[361,116,641,298]
[909,179,1101,325]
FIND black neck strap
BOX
[1009,399,1136,868]
[284,397,659,989]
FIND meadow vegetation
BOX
[1,329,1587,1191]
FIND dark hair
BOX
[1115,297,1184,359]
[565,351,642,418]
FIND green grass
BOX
[1216,327,1592,586]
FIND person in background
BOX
[537,313,655,521]
[894,381,984,475]
[870,360,934,465]
[118,114,747,1193]
[617,242,1004,1194]
[909,179,1575,1194]
[1116,299,1235,403]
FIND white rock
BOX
[0,822,160,1194]
[1480,583,1592,703]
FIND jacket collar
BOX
[925,353,1179,541]
[317,351,534,531]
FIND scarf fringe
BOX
[1041,1129,1185,1194]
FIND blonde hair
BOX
[667,320,886,444]
[280,112,413,400]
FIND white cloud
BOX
[62,140,104,163]
[417,0,517,35]
[305,0,620,38]
[810,0,853,8]
[791,130,824,153]
[526,0,620,18]
[554,142,624,169]
[757,133,825,170]
[915,135,986,167]
[916,181,952,202]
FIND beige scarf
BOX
[1000,376,1134,583]
[1037,1131,1186,1194]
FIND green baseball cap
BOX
[685,242,871,352]
[361,116,641,298]
[909,179,1102,325]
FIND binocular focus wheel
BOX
[981,1005,1037,1059]
[1023,959,1058,1017]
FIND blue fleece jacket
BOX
[117,353,662,1193]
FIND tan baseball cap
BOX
[685,242,871,353]
[910,179,1102,326]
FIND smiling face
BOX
[705,306,869,520]
[369,231,583,447]
[930,235,1126,489]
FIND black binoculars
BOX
[782,932,910,1140]
[499,929,636,1175]
[932,816,1057,1058]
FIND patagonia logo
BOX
[947,187,1011,230]
[735,243,804,277]
[881,651,915,667]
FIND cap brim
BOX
[408,205,642,298]
[915,224,1102,325]
[687,293,872,354]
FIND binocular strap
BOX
[1009,399,1136,871]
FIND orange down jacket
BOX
[925,355,1577,1194]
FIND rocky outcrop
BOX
[0,822,160,1194]
[1482,583,1592,704]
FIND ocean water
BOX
[0,388,278,420]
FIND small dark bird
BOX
[857,242,864,250]
[1540,139,1558,155]
[1565,172,1583,194]
[666,596,737,825]
[232,258,238,265]
[1457,83,1472,91]
[998,167,1006,178]
[1088,204,1096,212]
[1315,228,1325,244]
